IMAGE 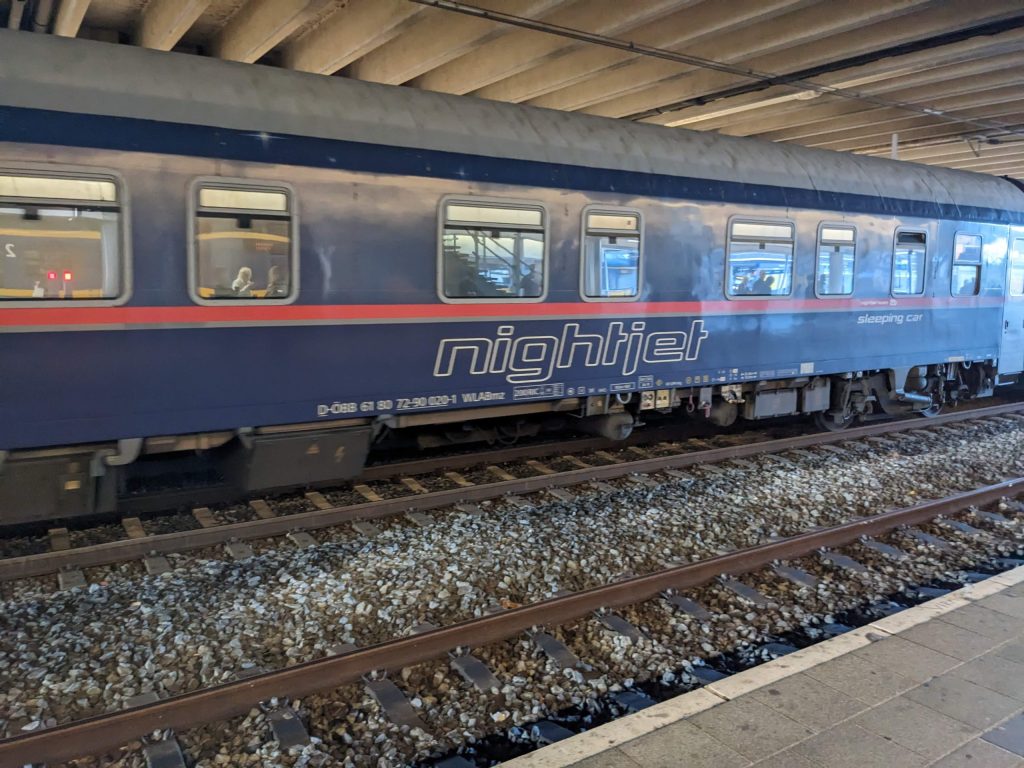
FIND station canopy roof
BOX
[5,0,1024,177]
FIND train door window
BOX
[440,199,546,301]
[1011,239,1024,297]
[726,220,794,297]
[952,233,982,297]
[892,231,926,295]
[190,181,295,303]
[0,172,123,301]
[815,225,855,296]
[581,208,641,300]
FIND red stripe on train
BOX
[0,296,1003,327]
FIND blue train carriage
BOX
[0,30,1023,525]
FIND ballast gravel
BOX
[0,416,1022,767]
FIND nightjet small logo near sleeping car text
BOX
[433,320,709,385]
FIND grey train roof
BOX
[1,29,1022,216]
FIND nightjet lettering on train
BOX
[433,321,709,385]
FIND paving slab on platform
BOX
[501,566,1024,768]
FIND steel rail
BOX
[3,476,1020,766]
[116,423,703,516]
[2,402,1021,582]
[359,421,709,480]
[359,397,1014,480]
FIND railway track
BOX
[1,477,1021,765]
[0,419,786,566]
[114,418,736,516]
[2,401,1023,584]
[1,408,1023,765]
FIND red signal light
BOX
[63,271,73,281]
[47,271,57,280]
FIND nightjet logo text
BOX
[433,321,709,384]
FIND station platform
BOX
[502,567,1024,768]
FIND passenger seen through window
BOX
[441,202,545,300]
[193,185,292,301]
[727,221,794,297]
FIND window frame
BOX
[1011,238,1024,298]
[724,215,797,300]
[813,222,857,299]
[436,195,549,304]
[950,231,982,298]
[187,176,299,307]
[890,228,928,298]
[0,162,131,308]
[578,204,643,303]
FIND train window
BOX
[815,225,855,296]
[581,208,641,300]
[440,199,546,301]
[0,172,122,301]
[892,231,926,296]
[952,233,982,297]
[190,181,295,303]
[726,220,794,297]
[1012,239,1024,297]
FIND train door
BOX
[1001,234,1024,374]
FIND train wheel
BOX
[919,385,945,418]
[495,423,522,445]
[814,411,855,432]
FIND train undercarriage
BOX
[0,361,1002,527]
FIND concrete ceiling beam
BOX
[883,148,1021,166]
[794,111,1024,153]
[716,66,1024,139]
[554,0,930,116]
[346,0,562,86]
[981,165,1024,176]
[136,0,211,50]
[692,50,1024,135]
[902,156,1024,174]
[471,0,808,104]
[943,151,1024,172]
[806,112,1024,153]
[212,0,331,63]
[654,27,1024,129]
[629,0,1024,127]
[282,0,423,75]
[409,0,693,95]
[7,0,27,30]
[756,88,1024,143]
[863,139,1024,163]
[52,0,90,36]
